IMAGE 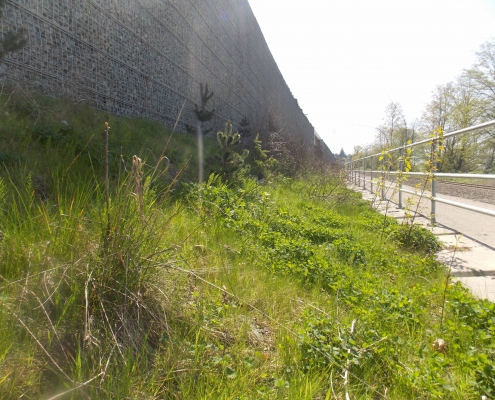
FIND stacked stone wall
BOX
[2,0,334,161]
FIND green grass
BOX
[1,91,494,399]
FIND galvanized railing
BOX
[346,120,495,223]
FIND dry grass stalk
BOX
[5,304,73,383]
[46,371,105,400]
[343,319,356,400]
[132,155,144,220]
[104,122,111,244]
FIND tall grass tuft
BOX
[0,113,183,397]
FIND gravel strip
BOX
[435,181,495,206]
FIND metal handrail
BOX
[353,120,495,161]
[345,120,495,224]
[433,196,495,218]
[355,171,495,179]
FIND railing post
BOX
[366,159,367,189]
[398,145,404,209]
[356,161,359,186]
[431,139,437,225]
[362,159,366,190]
[358,161,361,187]
[370,157,373,193]
[355,162,358,185]
[361,159,363,189]
[381,155,385,200]
[358,160,363,186]
[431,178,437,224]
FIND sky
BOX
[247,0,495,155]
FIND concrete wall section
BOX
[2,0,334,161]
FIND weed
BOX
[389,223,443,253]
[332,237,367,266]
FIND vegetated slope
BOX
[0,94,494,399]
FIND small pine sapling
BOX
[252,133,278,179]
[217,120,249,179]
[238,117,251,138]
[193,83,215,124]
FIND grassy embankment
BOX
[1,92,494,399]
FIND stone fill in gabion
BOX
[2,0,333,160]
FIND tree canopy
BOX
[358,38,495,173]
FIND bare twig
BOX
[295,298,333,319]
[65,131,96,174]
[100,345,116,384]
[358,336,389,354]
[330,370,338,399]
[37,266,71,309]
[96,294,126,363]
[150,100,186,183]
[5,305,73,382]
[104,122,111,244]
[46,372,104,400]
[343,319,356,400]
[132,155,144,220]
[30,289,71,365]
[84,271,93,349]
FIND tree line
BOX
[354,39,495,174]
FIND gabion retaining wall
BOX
[2,0,333,160]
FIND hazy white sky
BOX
[247,0,495,154]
